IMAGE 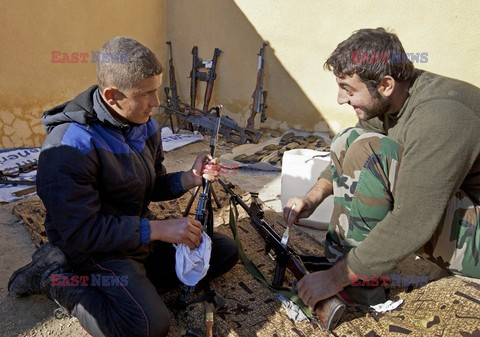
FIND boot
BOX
[8,243,67,297]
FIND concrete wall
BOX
[0,0,167,148]
[1,0,479,148]
[166,0,480,134]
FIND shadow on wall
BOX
[163,0,332,134]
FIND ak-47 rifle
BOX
[190,46,200,107]
[245,43,268,143]
[162,44,259,145]
[217,179,346,331]
[164,41,185,131]
[161,101,249,145]
[202,48,221,113]
[190,47,222,113]
[165,41,181,111]
[194,105,222,236]
[0,161,37,177]
[178,105,223,312]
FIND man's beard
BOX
[362,91,392,120]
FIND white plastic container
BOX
[280,149,334,230]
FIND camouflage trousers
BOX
[325,128,480,278]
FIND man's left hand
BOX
[182,152,220,189]
[297,259,353,311]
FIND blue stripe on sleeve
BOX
[139,218,151,245]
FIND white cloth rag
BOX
[174,232,212,286]
[370,299,404,313]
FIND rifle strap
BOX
[227,198,314,318]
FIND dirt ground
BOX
[0,132,295,337]
[1,131,476,336]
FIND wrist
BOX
[333,259,355,288]
[181,170,198,190]
[149,220,168,241]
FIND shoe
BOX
[8,243,67,297]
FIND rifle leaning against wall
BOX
[162,43,263,145]
[217,178,346,331]
[245,42,268,143]
[189,46,222,113]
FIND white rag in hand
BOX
[174,232,212,286]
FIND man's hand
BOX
[283,178,334,226]
[181,152,220,190]
[297,259,354,311]
[283,196,315,226]
[150,218,202,249]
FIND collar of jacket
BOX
[93,88,132,131]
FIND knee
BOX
[112,300,171,337]
[343,134,401,169]
[119,309,170,337]
[142,300,171,337]
[149,312,170,337]
[210,234,239,277]
[220,235,239,271]
[330,127,366,154]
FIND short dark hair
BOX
[324,28,415,92]
[97,37,163,91]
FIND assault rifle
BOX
[164,41,184,131]
[161,101,250,145]
[194,105,222,236]
[0,161,37,177]
[246,43,268,143]
[165,41,181,112]
[217,178,346,331]
[190,46,222,113]
[162,43,262,145]
[180,106,223,310]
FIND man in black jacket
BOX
[8,37,238,337]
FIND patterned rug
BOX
[12,182,480,337]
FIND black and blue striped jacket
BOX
[37,85,185,264]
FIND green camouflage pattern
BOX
[325,128,480,278]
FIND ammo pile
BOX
[233,132,330,165]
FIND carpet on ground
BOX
[12,181,480,337]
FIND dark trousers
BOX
[50,233,238,337]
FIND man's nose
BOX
[151,93,160,107]
[337,90,349,105]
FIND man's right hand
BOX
[149,218,202,249]
[283,178,334,226]
[283,197,315,226]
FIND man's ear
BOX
[378,76,395,97]
[102,87,123,106]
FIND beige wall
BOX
[1,0,479,149]
[0,0,167,149]
[166,0,480,134]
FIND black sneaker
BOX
[8,243,67,297]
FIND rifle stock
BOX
[217,179,345,331]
